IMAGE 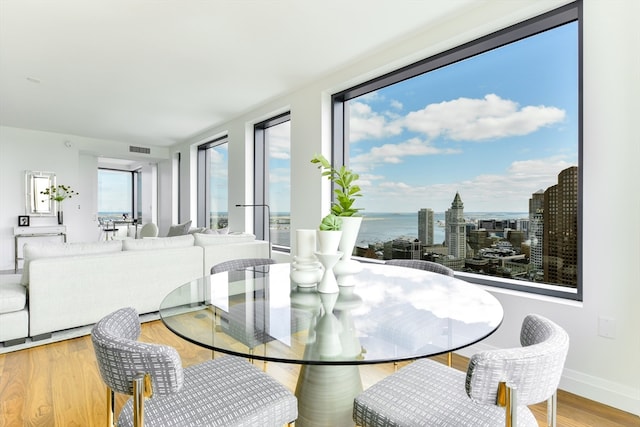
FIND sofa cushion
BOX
[21,240,123,285]
[167,220,192,237]
[193,232,256,247]
[0,276,27,313]
[123,234,195,251]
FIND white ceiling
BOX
[0,0,478,148]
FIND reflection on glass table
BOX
[159,263,503,427]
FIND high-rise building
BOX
[446,192,466,259]
[418,208,434,246]
[529,190,545,273]
[544,166,578,287]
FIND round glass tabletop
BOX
[159,262,503,365]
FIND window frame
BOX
[253,112,291,247]
[331,1,583,300]
[197,135,228,229]
[97,167,140,222]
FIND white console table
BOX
[14,225,67,273]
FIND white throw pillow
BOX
[166,220,192,237]
[122,234,195,251]
[193,233,256,247]
[21,240,123,285]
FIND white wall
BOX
[175,0,639,415]
[0,127,170,269]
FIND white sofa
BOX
[0,233,269,346]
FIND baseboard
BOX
[561,368,640,416]
[455,343,639,416]
[0,312,160,355]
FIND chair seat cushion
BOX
[353,358,537,427]
[118,356,297,427]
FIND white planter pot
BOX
[334,216,363,276]
[338,216,362,261]
[317,230,342,254]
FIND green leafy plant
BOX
[311,153,363,217]
[40,184,79,204]
[319,214,342,231]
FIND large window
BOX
[332,2,581,299]
[198,136,228,230]
[254,113,291,247]
[98,168,141,221]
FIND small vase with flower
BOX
[40,184,79,225]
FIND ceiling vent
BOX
[129,145,151,154]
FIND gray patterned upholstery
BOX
[353,314,569,427]
[211,258,276,274]
[385,259,455,277]
[92,307,297,427]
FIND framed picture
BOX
[18,215,30,227]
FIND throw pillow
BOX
[167,220,192,237]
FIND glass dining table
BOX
[159,262,503,427]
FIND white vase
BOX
[317,230,342,254]
[315,251,342,293]
[334,216,363,275]
[337,216,362,260]
[295,229,317,261]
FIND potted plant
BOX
[41,184,79,225]
[317,213,342,254]
[310,154,362,217]
[311,154,363,272]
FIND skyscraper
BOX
[418,208,434,246]
[529,190,545,273]
[544,166,578,287]
[446,192,466,259]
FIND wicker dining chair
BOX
[353,314,569,427]
[92,307,297,427]
[385,259,454,277]
[211,258,276,274]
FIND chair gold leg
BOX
[107,386,115,427]
[497,381,517,427]
[447,352,452,367]
[547,390,558,427]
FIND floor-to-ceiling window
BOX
[254,113,291,248]
[332,2,581,299]
[98,168,139,221]
[197,136,228,230]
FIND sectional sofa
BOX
[0,233,269,347]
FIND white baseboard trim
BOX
[454,343,639,416]
[0,312,160,355]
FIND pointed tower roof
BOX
[451,192,464,209]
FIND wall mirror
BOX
[26,171,56,216]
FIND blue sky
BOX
[98,169,132,213]
[348,22,578,213]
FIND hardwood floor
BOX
[1,320,637,427]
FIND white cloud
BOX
[390,100,403,110]
[351,137,461,170]
[360,155,574,212]
[403,94,565,141]
[349,101,403,142]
